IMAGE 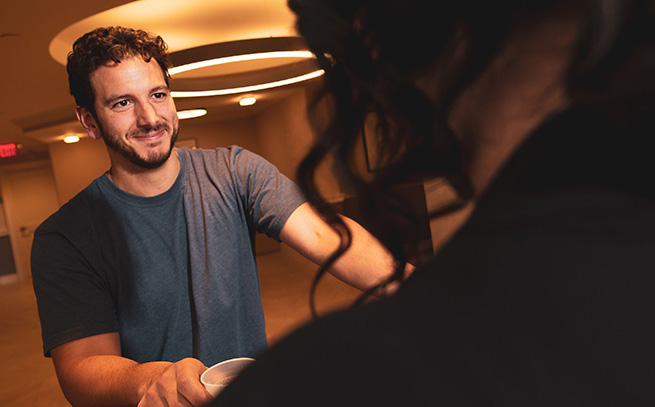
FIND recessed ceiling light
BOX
[177,109,208,119]
[63,135,80,143]
[239,97,257,106]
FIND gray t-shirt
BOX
[31,146,306,366]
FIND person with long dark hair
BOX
[210,0,655,405]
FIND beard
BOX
[99,122,179,170]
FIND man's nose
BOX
[136,102,159,127]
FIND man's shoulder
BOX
[177,145,256,162]
[177,145,268,175]
[35,178,104,235]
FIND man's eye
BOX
[113,100,130,109]
[153,92,167,99]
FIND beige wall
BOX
[180,114,261,154]
[254,89,346,202]
[255,89,313,180]
[176,87,345,202]
[48,137,110,205]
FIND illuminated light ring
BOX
[169,51,315,75]
[171,69,325,98]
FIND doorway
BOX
[0,162,59,282]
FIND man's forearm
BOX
[327,216,413,295]
[280,203,413,296]
[55,354,170,407]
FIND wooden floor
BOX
[0,245,361,406]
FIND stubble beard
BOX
[99,122,179,170]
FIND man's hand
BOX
[137,358,213,407]
[51,333,213,406]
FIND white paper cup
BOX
[201,357,255,397]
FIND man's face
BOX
[82,56,179,170]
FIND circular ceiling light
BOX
[171,70,324,98]
[168,37,324,98]
[169,51,315,76]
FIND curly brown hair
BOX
[66,26,172,113]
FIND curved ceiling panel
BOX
[49,0,299,66]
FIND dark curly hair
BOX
[66,26,172,113]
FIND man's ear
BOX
[75,106,102,140]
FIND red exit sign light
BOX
[0,143,19,158]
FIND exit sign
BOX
[0,143,19,158]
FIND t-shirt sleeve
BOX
[31,207,119,357]
[228,147,307,239]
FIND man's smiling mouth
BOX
[129,124,170,141]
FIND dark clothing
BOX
[32,147,305,366]
[213,107,655,405]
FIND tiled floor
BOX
[0,245,361,407]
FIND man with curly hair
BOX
[31,26,407,407]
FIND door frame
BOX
[0,160,57,284]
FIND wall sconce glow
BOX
[177,109,208,119]
[63,135,80,144]
[171,69,325,98]
[239,97,257,107]
[169,51,315,75]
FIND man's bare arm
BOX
[51,333,212,407]
[280,203,413,296]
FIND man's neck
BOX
[107,149,181,197]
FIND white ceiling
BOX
[0,0,318,158]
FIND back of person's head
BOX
[66,26,172,112]
[288,0,655,266]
